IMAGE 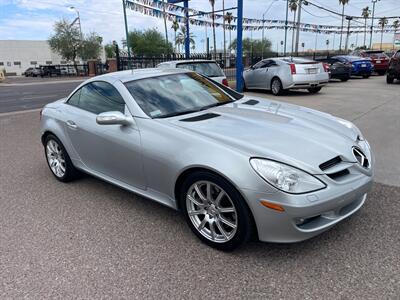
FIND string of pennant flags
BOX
[125,0,397,34]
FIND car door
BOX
[250,60,271,89]
[63,81,146,189]
[264,60,279,90]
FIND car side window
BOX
[396,51,400,58]
[68,89,81,106]
[68,81,126,115]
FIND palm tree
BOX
[209,0,217,58]
[339,0,350,51]
[361,6,370,48]
[176,25,195,53]
[171,19,179,53]
[378,17,388,50]
[224,12,234,54]
[289,0,298,54]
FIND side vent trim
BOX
[180,113,220,122]
[242,99,259,106]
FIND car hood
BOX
[167,97,360,174]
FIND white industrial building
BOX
[0,40,66,76]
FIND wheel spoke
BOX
[218,207,235,214]
[188,209,204,216]
[215,190,225,206]
[194,184,207,203]
[215,219,229,240]
[210,221,216,241]
[219,216,237,229]
[187,195,204,208]
[198,218,207,231]
[206,183,211,201]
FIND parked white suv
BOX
[157,60,229,86]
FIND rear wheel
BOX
[340,77,349,82]
[271,77,283,96]
[308,87,322,94]
[387,74,395,84]
[180,171,254,251]
[44,134,79,182]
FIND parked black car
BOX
[387,50,400,84]
[40,66,61,77]
[315,58,352,81]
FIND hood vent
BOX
[242,99,259,106]
[180,113,220,122]
[319,156,342,171]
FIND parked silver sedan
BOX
[243,57,330,95]
[40,68,373,251]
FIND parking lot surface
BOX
[0,76,399,298]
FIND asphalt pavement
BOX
[0,77,84,113]
[0,76,399,299]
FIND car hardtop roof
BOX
[160,59,218,65]
[275,57,317,63]
[93,68,190,83]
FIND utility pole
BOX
[294,0,303,55]
[122,0,131,68]
[236,0,244,92]
[262,0,278,59]
[284,0,289,56]
[223,0,226,65]
[184,0,190,58]
[369,0,380,49]
[345,16,353,52]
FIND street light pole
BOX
[294,0,303,55]
[122,0,132,68]
[284,0,289,56]
[369,0,380,49]
[69,6,83,41]
[345,16,353,52]
[261,0,278,59]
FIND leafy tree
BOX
[80,33,103,60]
[128,29,173,56]
[361,6,370,48]
[175,25,195,53]
[229,38,272,54]
[105,43,116,58]
[48,19,81,63]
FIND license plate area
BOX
[307,68,318,74]
[361,64,367,67]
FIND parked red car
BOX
[352,50,390,75]
[387,50,400,84]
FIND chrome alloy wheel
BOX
[271,79,281,95]
[186,181,238,243]
[46,139,66,178]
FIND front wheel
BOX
[271,77,284,96]
[386,74,395,84]
[44,134,79,182]
[180,172,254,251]
[308,87,322,94]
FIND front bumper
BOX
[242,173,373,243]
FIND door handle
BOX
[66,120,78,129]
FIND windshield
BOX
[125,72,234,118]
[176,62,224,77]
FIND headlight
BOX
[250,158,326,194]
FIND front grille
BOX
[319,156,342,171]
[327,169,350,180]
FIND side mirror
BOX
[96,111,131,126]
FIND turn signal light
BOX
[260,200,285,212]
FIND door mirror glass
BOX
[96,111,131,126]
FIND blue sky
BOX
[0,0,399,51]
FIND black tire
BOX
[44,134,79,182]
[271,77,283,96]
[307,87,322,94]
[386,74,395,84]
[362,74,370,79]
[377,70,386,76]
[242,78,248,92]
[180,171,254,251]
[340,77,349,82]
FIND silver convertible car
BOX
[41,68,374,251]
[243,57,330,95]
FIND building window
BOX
[30,61,37,65]
[7,62,11,67]
[0,62,4,66]
[14,61,21,66]
[46,61,52,65]
[60,61,66,64]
